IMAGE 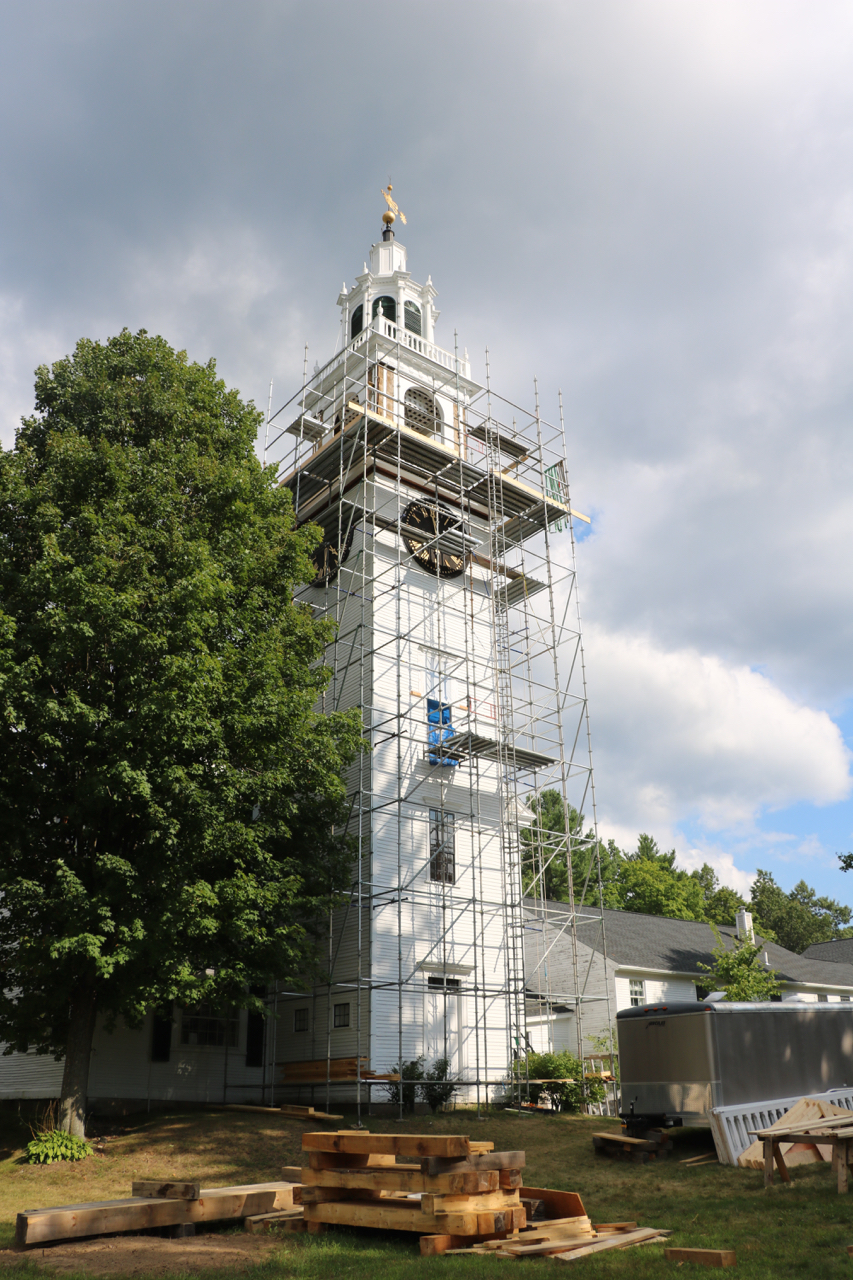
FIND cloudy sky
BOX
[2,0,852,901]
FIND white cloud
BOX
[584,627,852,841]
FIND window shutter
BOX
[151,1008,172,1062]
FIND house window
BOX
[334,1003,350,1028]
[818,993,829,1003]
[372,295,397,323]
[404,300,422,335]
[629,979,645,1008]
[294,1008,309,1032]
[180,1003,238,1048]
[430,809,455,884]
[842,995,851,1003]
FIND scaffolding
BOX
[261,226,613,1117]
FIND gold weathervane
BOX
[381,185,407,226]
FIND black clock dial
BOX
[401,501,466,579]
[311,523,354,586]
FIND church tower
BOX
[266,194,602,1114]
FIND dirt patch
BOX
[0,1233,284,1277]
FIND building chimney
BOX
[735,910,754,943]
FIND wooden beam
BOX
[306,1151,397,1170]
[664,1247,737,1268]
[244,1210,306,1235]
[131,1181,200,1201]
[421,1190,520,1216]
[302,1198,524,1236]
[302,1132,470,1158]
[421,1150,525,1175]
[419,1231,509,1256]
[17,1183,296,1248]
[302,1167,498,1194]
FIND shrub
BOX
[383,1057,425,1113]
[26,1130,93,1164]
[513,1049,605,1113]
[422,1056,459,1113]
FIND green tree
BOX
[0,330,362,1135]
[689,863,748,926]
[610,835,706,919]
[696,928,780,1001]
[750,870,852,953]
[521,790,622,906]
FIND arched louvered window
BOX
[372,295,397,324]
[405,387,440,437]
[350,304,364,340]
[404,301,422,336]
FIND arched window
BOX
[372,295,397,324]
[405,387,440,437]
[404,301,422,336]
[350,304,364,340]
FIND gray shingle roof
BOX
[525,901,853,989]
[801,938,853,965]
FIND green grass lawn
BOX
[0,1106,850,1277]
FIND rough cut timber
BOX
[303,1166,499,1195]
[302,1197,524,1235]
[421,1150,526,1175]
[16,1183,297,1248]
[131,1181,200,1201]
[244,1209,306,1235]
[550,1228,667,1261]
[301,1131,471,1158]
[664,1247,737,1268]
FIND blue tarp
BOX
[427,698,458,766]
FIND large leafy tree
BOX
[0,330,362,1135]
[612,835,706,920]
[749,870,852,953]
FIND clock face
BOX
[311,523,354,586]
[402,500,466,579]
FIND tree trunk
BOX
[59,987,98,1137]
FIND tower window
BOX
[404,301,422,335]
[427,975,461,990]
[350,304,364,340]
[430,809,455,884]
[405,387,440,437]
[372,296,397,324]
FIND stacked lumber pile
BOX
[738,1096,851,1169]
[279,1056,400,1086]
[299,1131,667,1259]
[300,1131,526,1239]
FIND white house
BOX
[524,904,853,1060]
